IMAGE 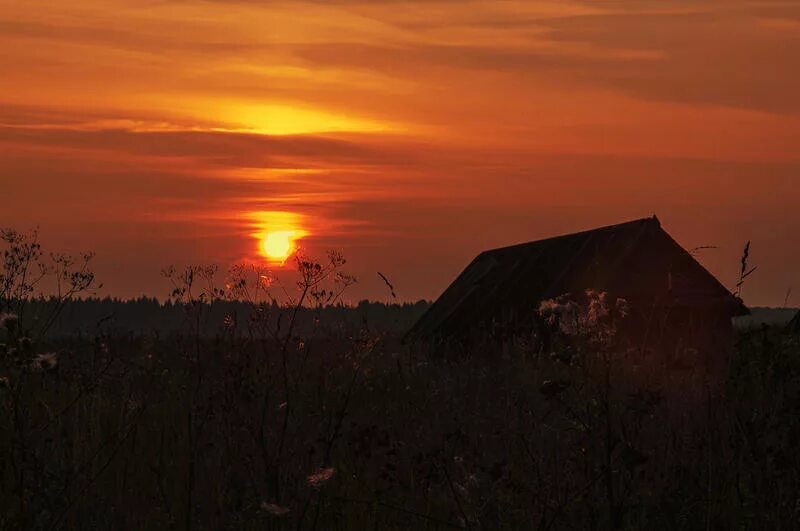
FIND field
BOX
[2,232,800,530]
[2,297,800,530]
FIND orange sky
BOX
[1,0,799,305]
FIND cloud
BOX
[539,7,800,113]
[2,0,800,303]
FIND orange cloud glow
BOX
[1,0,799,304]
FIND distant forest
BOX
[14,297,798,338]
[16,298,432,338]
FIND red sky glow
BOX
[2,0,799,305]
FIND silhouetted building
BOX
[408,217,747,368]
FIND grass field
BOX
[2,301,800,530]
[2,230,799,530]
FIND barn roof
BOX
[407,216,748,341]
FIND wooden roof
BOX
[407,216,748,341]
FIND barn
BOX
[407,216,747,367]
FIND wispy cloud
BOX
[1,0,799,303]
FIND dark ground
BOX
[2,299,800,530]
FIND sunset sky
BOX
[1,0,799,305]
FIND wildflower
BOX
[31,352,58,372]
[615,297,630,318]
[537,299,562,317]
[258,273,274,288]
[540,296,583,334]
[306,467,335,489]
[586,289,610,325]
[260,502,290,516]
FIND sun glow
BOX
[210,101,390,136]
[250,211,309,264]
[262,230,297,261]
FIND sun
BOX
[262,231,296,261]
[249,210,309,265]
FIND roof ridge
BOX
[480,216,659,256]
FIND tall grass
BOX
[2,230,799,530]
[3,314,799,529]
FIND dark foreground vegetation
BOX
[2,228,800,530]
